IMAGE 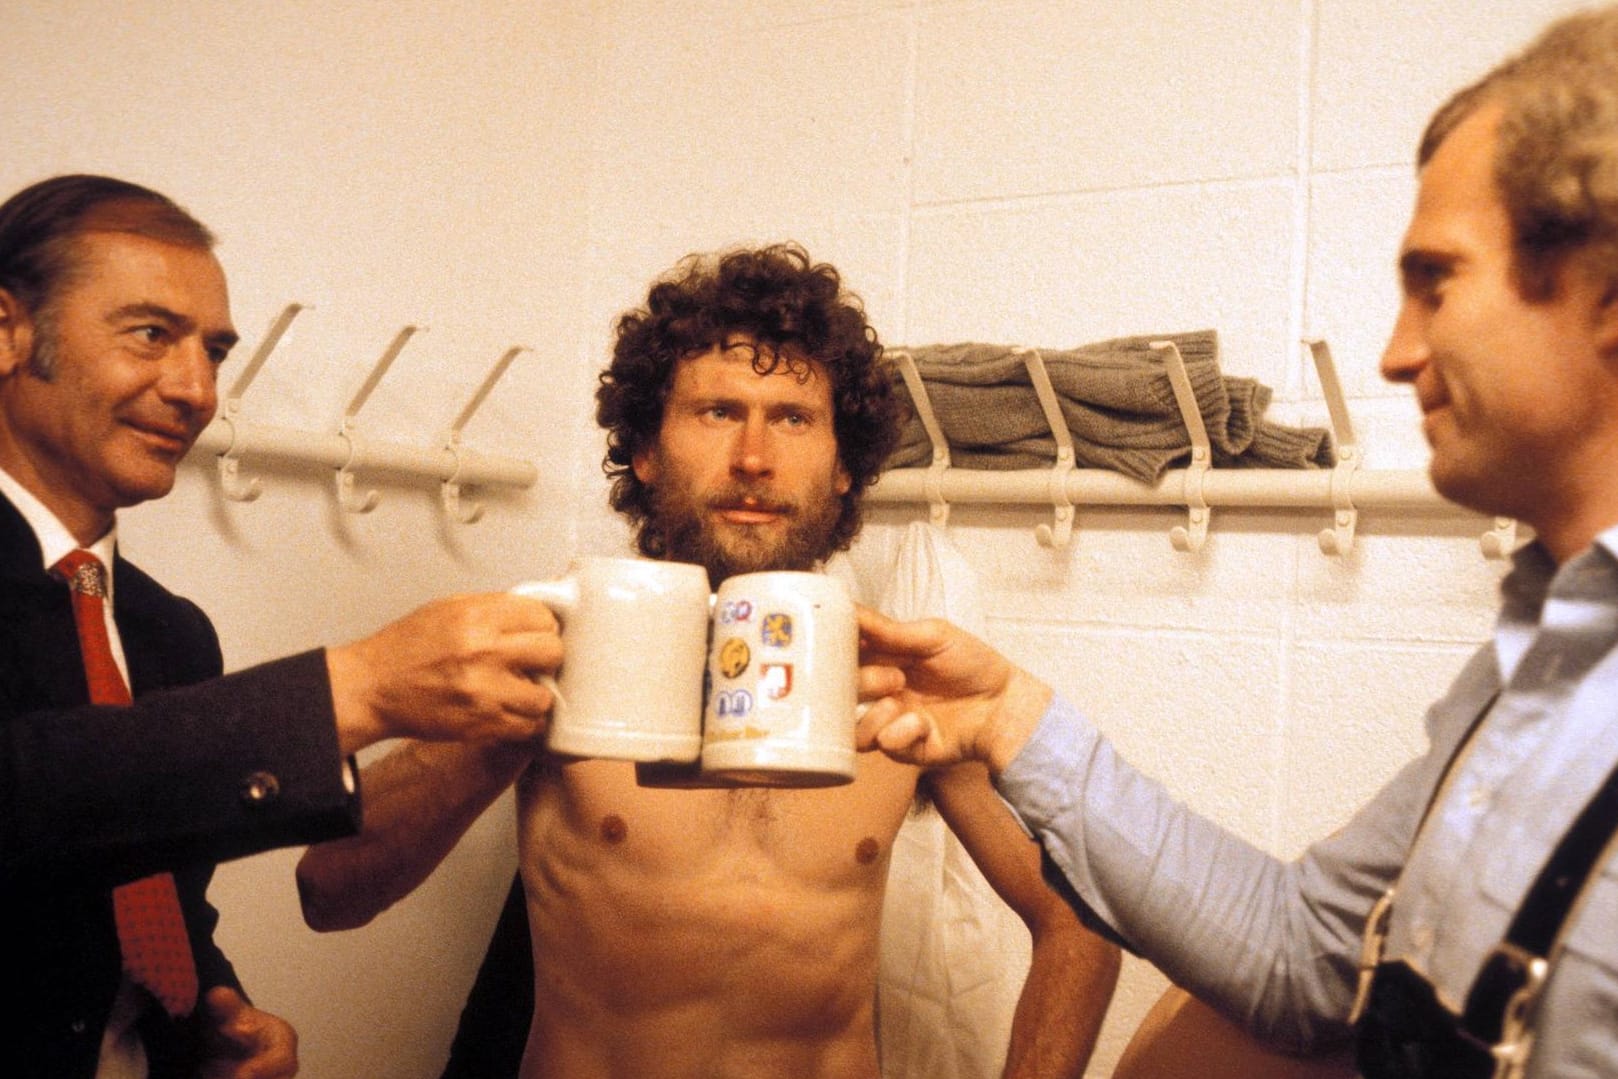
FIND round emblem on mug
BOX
[717,637,751,679]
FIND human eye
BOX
[125,323,174,354]
[203,335,235,366]
[1399,254,1451,306]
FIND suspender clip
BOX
[1474,942,1547,1079]
[1349,888,1396,1025]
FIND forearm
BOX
[296,739,533,931]
[1002,916,1120,1078]
[997,696,1393,1049]
[3,650,355,887]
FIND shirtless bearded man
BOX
[295,244,1120,1079]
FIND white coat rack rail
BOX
[188,304,539,524]
[868,339,1518,560]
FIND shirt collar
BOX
[0,465,119,592]
[1494,525,1618,680]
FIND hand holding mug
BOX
[853,607,1053,776]
[327,593,563,755]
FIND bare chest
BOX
[517,753,921,887]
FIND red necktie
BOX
[53,549,199,1019]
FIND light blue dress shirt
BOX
[998,527,1618,1076]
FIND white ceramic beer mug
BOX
[512,557,711,762]
[699,571,858,786]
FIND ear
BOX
[631,446,658,486]
[834,460,852,497]
[0,288,34,378]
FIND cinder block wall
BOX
[9,2,1584,1075]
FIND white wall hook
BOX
[438,345,527,525]
[1017,348,1076,547]
[333,324,421,515]
[213,303,306,502]
[1153,340,1212,552]
[1169,447,1210,552]
[441,479,483,524]
[1480,516,1518,559]
[217,450,261,503]
[895,350,952,528]
[1317,445,1360,556]
[334,434,381,514]
[1306,339,1360,556]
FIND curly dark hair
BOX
[597,242,901,559]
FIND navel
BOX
[855,837,880,865]
[599,814,628,844]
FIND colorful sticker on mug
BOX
[718,599,754,625]
[761,612,793,648]
[715,689,754,718]
[717,637,751,679]
[760,663,792,700]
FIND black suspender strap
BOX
[1462,752,1618,1043]
[1348,692,1498,1028]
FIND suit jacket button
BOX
[241,771,281,807]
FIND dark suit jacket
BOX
[0,492,361,1077]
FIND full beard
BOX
[648,479,844,586]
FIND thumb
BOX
[202,986,255,1046]
[205,986,250,1021]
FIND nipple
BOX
[855,837,880,865]
[600,814,628,844]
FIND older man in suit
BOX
[0,174,561,1077]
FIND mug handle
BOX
[510,577,579,621]
[510,579,576,710]
[538,674,567,710]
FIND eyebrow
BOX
[108,301,240,353]
[687,389,829,416]
[1396,248,1458,289]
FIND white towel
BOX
[842,522,1031,1079]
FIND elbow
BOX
[294,852,380,932]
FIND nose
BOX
[1379,301,1428,385]
[731,413,774,477]
[157,337,219,419]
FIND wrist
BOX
[978,669,1051,777]
[326,644,383,756]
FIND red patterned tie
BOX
[53,549,199,1018]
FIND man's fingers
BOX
[855,697,934,762]
[856,607,937,654]
[876,711,935,761]
[480,591,563,633]
[854,696,897,749]
[857,664,905,702]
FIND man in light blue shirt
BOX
[855,6,1618,1077]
